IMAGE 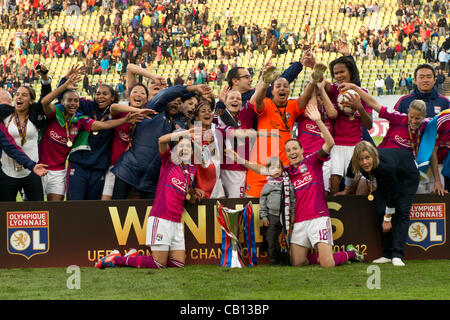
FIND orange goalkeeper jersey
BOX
[245,98,303,197]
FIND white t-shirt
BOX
[1,114,39,178]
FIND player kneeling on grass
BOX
[96,129,196,269]
[228,104,364,267]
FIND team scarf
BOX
[215,201,256,268]
[279,171,292,253]
[417,109,450,179]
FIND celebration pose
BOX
[228,104,363,268]
[96,129,196,269]
[102,83,157,200]
[326,56,373,194]
[0,66,52,201]
[40,71,143,201]
[244,63,315,197]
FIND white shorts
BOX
[146,216,185,251]
[323,159,331,192]
[221,169,246,198]
[42,169,66,196]
[330,145,355,177]
[290,216,334,249]
[102,166,116,197]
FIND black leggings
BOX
[0,169,44,201]
[112,176,155,200]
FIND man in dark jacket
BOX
[435,68,446,94]
[395,64,449,117]
[385,74,394,94]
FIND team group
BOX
[0,47,448,269]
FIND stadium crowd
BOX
[1,0,449,97]
[0,0,450,269]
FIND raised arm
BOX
[158,128,194,155]
[305,103,334,153]
[110,103,158,116]
[298,63,328,110]
[90,112,146,132]
[265,50,310,97]
[317,79,338,119]
[126,63,167,93]
[250,66,280,113]
[36,64,53,101]
[228,128,280,139]
[224,148,270,175]
[148,84,210,113]
[41,72,81,115]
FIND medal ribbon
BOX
[64,112,74,146]
[14,112,28,146]
[180,164,192,199]
[128,123,136,149]
[408,125,421,159]
[6,112,28,146]
[275,105,294,136]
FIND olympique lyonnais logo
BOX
[407,203,446,251]
[7,211,50,259]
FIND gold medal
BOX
[67,140,73,147]
[368,194,374,201]
[349,115,355,121]
[13,160,24,171]
[186,193,191,200]
[92,131,99,135]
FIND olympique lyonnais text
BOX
[7,212,48,227]
[410,205,445,219]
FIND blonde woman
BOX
[350,141,420,266]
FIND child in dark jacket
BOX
[259,156,296,265]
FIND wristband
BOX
[385,207,395,215]
[383,216,392,222]
[41,77,52,85]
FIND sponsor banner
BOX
[0,195,448,268]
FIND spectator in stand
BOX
[438,48,448,71]
[375,74,385,96]
[386,42,395,66]
[399,73,409,95]
[385,74,394,95]
[438,15,447,37]
[395,41,404,61]
[435,69,446,95]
